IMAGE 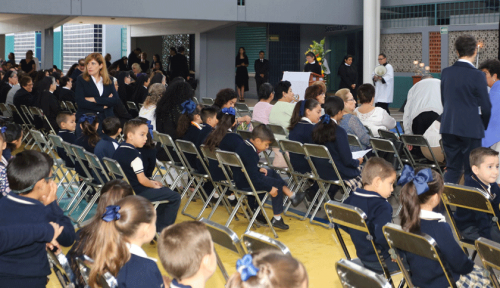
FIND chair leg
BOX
[247,194,278,238]
[181,178,205,219]
[68,185,92,217]
[75,190,102,225]
[63,180,86,211]
[397,278,406,288]
[309,183,331,229]
[225,195,246,227]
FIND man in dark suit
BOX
[59,76,75,103]
[254,51,269,93]
[170,46,189,80]
[440,34,491,183]
[127,48,141,70]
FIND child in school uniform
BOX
[113,118,181,232]
[87,195,167,288]
[177,100,203,168]
[226,250,309,288]
[137,118,157,178]
[343,157,397,273]
[196,106,219,150]
[0,150,76,287]
[74,113,100,177]
[399,165,492,288]
[0,126,10,198]
[3,122,23,160]
[453,147,500,242]
[233,125,306,230]
[158,221,217,288]
[56,111,77,168]
[311,96,363,195]
[94,116,121,161]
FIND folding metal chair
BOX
[378,129,399,141]
[370,138,405,174]
[304,143,350,227]
[364,125,374,137]
[336,258,392,288]
[347,134,369,161]
[235,102,252,117]
[154,131,188,193]
[241,230,291,255]
[75,255,118,288]
[398,121,405,134]
[441,183,499,260]
[324,201,402,287]
[60,101,69,112]
[11,104,34,145]
[20,104,34,124]
[250,120,262,129]
[383,223,454,288]
[175,139,214,219]
[47,250,74,288]
[61,141,89,211]
[102,157,170,210]
[475,237,500,288]
[216,150,279,238]
[200,218,246,283]
[267,123,288,138]
[65,101,77,113]
[30,130,68,190]
[400,134,444,176]
[0,103,12,118]
[48,134,79,202]
[201,98,214,105]
[126,101,139,112]
[30,106,57,135]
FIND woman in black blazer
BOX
[75,53,119,135]
[133,74,150,105]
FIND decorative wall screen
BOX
[448,30,499,66]
[380,33,423,72]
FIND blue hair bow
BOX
[236,254,259,282]
[397,165,434,195]
[146,120,154,138]
[221,107,236,116]
[0,127,6,134]
[181,100,196,114]
[320,114,331,124]
[102,205,121,222]
[299,100,306,117]
[79,114,96,124]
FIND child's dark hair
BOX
[56,111,73,127]
[137,117,155,149]
[288,99,319,131]
[123,118,147,141]
[4,123,22,150]
[214,88,238,109]
[102,117,122,136]
[226,250,308,288]
[470,147,499,168]
[312,96,344,145]
[251,124,275,142]
[87,195,155,287]
[7,150,53,195]
[258,83,274,101]
[357,84,375,104]
[79,113,100,148]
[177,103,203,138]
[400,168,443,233]
[204,110,236,151]
[200,106,219,123]
[158,221,213,281]
[361,157,395,186]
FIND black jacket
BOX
[170,54,189,79]
[254,59,269,80]
[304,62,322,75]
[338,64,357,89]
[59,87,76,103]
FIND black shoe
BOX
[255,212,268,225]
[305,188,315,202]
[290,192,306,207]
[210,196,219,204]
[271,217,289,230]
[228,197,238,207]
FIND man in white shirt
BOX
[372,53,394,115]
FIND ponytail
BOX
[204,109,236,151]
[87,195,155,288]
[79,113,100,148]
[288,99,319,131]
[312,96,344,145]
[177,102,202,138]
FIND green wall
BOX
[5,35,14,60]
[53,29,62,69]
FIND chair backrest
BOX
[75,256,91,286]
[60,101,68,111]
[31,106,56,134]
[76,255,118,288]
[175,139,205,172]
[370,138,404,170]
[475,237,500,287]
[0,103,11,115]
[398,121,405,133]
[336,259,392,288]
[241,231,291,255]
[251,120,262,128]
[383,223,457,288]
[61,141,77,165]
[378,129,399,141]
[200,144,218,162]
[102,157,129,182]
[235,102,249,112]
[155,131,184,164]
[303,143,347,192]
[29,129,49,149]
[20,104,33,120]
[201,98,214,105]
[65,101,76,113]
[84,151,110,184]
[126,101,138,111]
[200,218,246,255]
[364,125,374,137]
[267,123,288,138]
[8,104,26,125]
[400,134,443,174]
[71,144,93,179]
[236,130,252,140]
[47,250,73,288]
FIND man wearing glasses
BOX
[372,53,394,114]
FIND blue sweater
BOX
[406,215,474,288]
[195,125,214,173]
[288,120,315,173]
[313,125,360,180]
[57,129,76,168]
[453,174,500,240]
[94,134,118,161]
[74,133,96,177]
[208,132,245,182]
[343,188,392,263]
[0,223,54,254]
[0,194,75,282]
[117,254,163,288]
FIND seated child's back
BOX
[94,116,121,160]
[56,112,77,168]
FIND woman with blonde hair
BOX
[139,83,165,130]
[336,88,371,151]
[75,52,119,135]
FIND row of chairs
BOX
[329,183,500,287]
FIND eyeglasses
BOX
[346,98,356,102]
[378,58,385,60]
[11,175,56,194]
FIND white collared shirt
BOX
[458,59,475,67]
[310,61,316,64]
[91,75,104,96]
[345,63,350,66]
[126,243,157,262]
[300,117,313,124]
[63,87,70,90]
[332,118,337,124]
[419,209,446,222]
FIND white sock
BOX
[274,215,281,220]
[291,192,296,199]
[228,195,235,200]
[213,193,219,199]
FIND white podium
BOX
[282,72,321,101]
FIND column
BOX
[375,0,381,58]
[0,35,5,60]
[363,0,377,83]
[41,27,54,70]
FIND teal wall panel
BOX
[5,35,14,60]
[53,30,62,69]
[235,26,267,73]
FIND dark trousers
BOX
[375,102,390,115]
[255,77,267,93]
[442,133,481,184]
[137,187,181,232]
[245,169,285,215]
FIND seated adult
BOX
[139,83,165,130]
[37,76,60,132]
[0,71,18,104]
[354,84,396,137]
[13,76,35,123]
[59,76,75,103]
[213,88,251,125]
[251,83,274,124]
[422,116,444,163]
[403,76,442,135]
[304,84,326,114]
[336,88,371,151]
[268,80,295,128]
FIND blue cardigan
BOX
[312,125,360,180]
[0,223,54,254]
[288,120,315,173]
[343,188,392,264]
[453,174,500,239]
[94,134,118,161]
[208,132,244,182]
[0,194,75,281]
[117,254,163,288]
[195,124,214,173]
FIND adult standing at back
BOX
[372,53,394,114]
[19,50,36,75]
[128,48,142,70]
[441,34,491,184]
[170,47,189,80]
[338,55,358,102]
[235,47,249,102]
[70,59,86,87]
[254,51,269,93]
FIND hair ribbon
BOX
[320,114,331,124]
[180,100,196,114]
[236,254,259,282]
[299,100,306,117]
[0,126,6,134]
[79,114,96,124]
[146,120,154,138]
[221,107,236,116]
[102,205,121,222]
[397,165,434,195]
